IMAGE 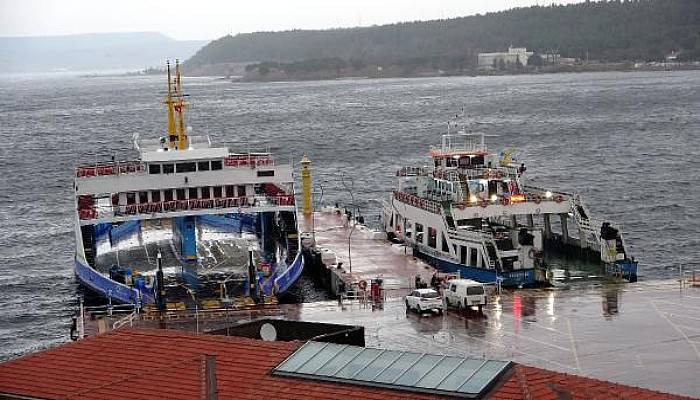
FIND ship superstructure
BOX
[383,123,637,287]
[73,61,303,307]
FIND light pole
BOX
[311,183,324,246]
[340,173,358,275]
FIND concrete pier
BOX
[301,211,436,293]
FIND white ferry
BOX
[73,61,303,307]
[382,123,637,287]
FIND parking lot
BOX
[283,280,700,398]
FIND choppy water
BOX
[0,70,698,360]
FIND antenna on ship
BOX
[174,59,189,150]
[165,60,177,150]
[164,59,189,150]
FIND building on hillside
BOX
[0,328,692,400]
[477,46,534,70]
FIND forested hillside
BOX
[185,0,700,77]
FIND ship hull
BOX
[413,247,542,287]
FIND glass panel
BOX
[315,346,364,376]
[162,164,174,174]
[197,161,210,171]
[296,344,346,375]
[415,356,464,389]
[352,351,403,381]
[148,164,161,174]
[394,354,442,386]
[275,342,326,373]
[457,360,509,394]
[436,358,484,391]
[421,292,439,298]
[467,286,485,296]
[211,160,222,170]
[335,348,383,379]
[176,162,196,173]
[374,352,422,383]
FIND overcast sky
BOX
[0,0,582,40]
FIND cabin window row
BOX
[148,160,223,174]
[120,185,247,204]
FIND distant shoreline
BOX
[225,61,700,83]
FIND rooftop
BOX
[0,328,692,400]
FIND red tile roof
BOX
[0,329,692,400]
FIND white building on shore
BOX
[478,46,534,70]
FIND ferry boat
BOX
[382,123,638,287]
[73,60,303,307]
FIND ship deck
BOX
[95,219,253,277]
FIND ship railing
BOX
[450,190,571,210]
[224,154,275,168]
[81,194,296,220]
[393,190,441,214]
[75,161,146,178]
[434,166,519,181]
[396,166,429,177]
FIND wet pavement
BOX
[283,281,700,398]
[301,211,436,289]
[297,212,700,397]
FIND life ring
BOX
[501,198,509,206]
[457,203,465,210]
[358,280,368,291]
[496,171,504,179]
[534,196,542,204]
[480,200,488,208]
[483,170,491,179]
[555,195,564,203]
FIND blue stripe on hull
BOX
[75,258,154,305]
[414,248,538,287]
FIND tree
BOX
[528,53,544,67]
[498,58,506,70]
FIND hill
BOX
[0,32,207,74]
[185,0,700,78]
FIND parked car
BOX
[443,279,487,313]
[405,288,443,314]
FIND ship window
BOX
[162,163,175,174]
[237,185,246,197]
[213,186,223,198]
[470,248,478,266]
[442,233,450,252]
[176,189,186,200]
[201,187,211,199]
[176,162,196,173]
[152,191,161,203]
[257,170,275,177]
[428,227,437,248]
[164,190,173,202]
[148,164,161,174]
[211,160,223,170]
[189,188,198,199]
[225,185,235,197]
[197,161,210,171]
[126,192,136,205]
[139,191,148,204]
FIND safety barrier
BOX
[197,214,256,233]
[224,155,274,168]
[81,194,295,220]
[109,220,141,244]
[392,191,441,214]
[274,252,304,294]
[75,162,145,178]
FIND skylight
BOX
[272,341,511,398]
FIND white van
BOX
[443,279,487,312]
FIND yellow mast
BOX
[165,61,177,149]
[175,59,188,150]
[301,155,312,216]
